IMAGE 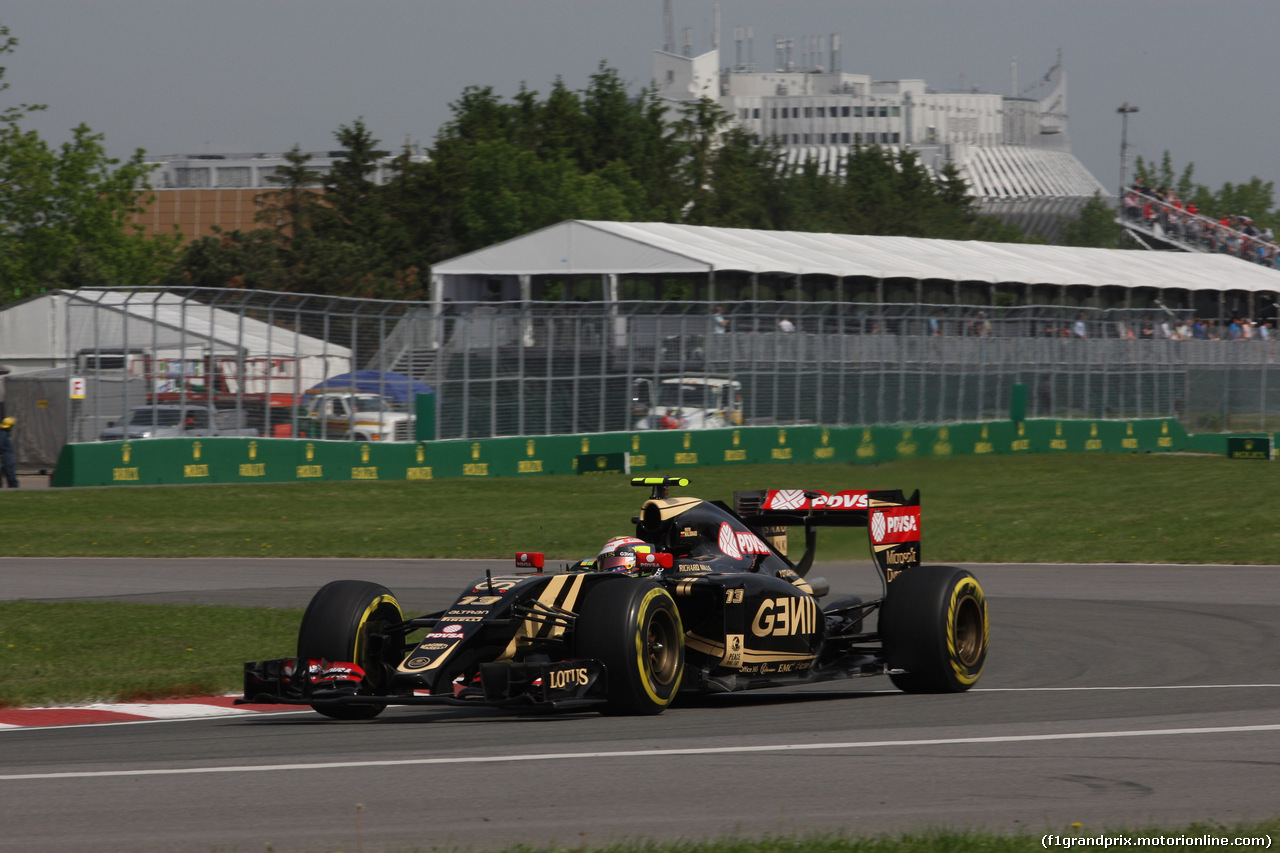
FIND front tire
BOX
[879,565,988,693]
[574,580,684,715]
[297,580,405,719]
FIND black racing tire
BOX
[879,565,988,693]
[574,579,684,715]
[297,580,405,720]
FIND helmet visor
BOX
[598,554,637,573]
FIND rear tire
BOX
[879,565,988,693]
[574,580,684,715]
[297,580,405,719]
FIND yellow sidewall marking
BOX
[353,594,403,666]
[946,578,987,686]
[634,587,684,706]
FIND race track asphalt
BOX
[1,558,1278,853]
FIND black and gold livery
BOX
[241,477,988,717]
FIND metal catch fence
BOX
[40,289,1280,460]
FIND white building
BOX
[654,25,1106,235]
[145,150,426,190]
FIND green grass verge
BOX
[4,453,1279,563]
[449,823,1280,853]
[0,601,301,707]
[290,822,1250,852]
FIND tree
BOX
[835,145,1019,241]
[690,128,790,229]
[0,27,178,303]
[168,130,428,300]
[1060,191,1122,248]
[320,118,388,236]
[0,122,179,302]
[175,63,1038,297]
[0,26,39,128]
[256,145,323,245]
[670,97,732,221]
[160,228,285,291]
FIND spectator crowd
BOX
[1122,179,1278,268]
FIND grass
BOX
[0,601,301,707]
[3,452,1278,706]
[448,823,1280,853]
[2,453,1279,563]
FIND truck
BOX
[98,405,261,441]
[301,390,415,442]
[632,376,744,430]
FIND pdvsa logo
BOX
[424,624,466,640]
[763,489,868,510]
[718,522,771,560]
[870,508,920,544]
[812,491,868,509]
[766,489,806,510]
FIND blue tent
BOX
[306,371,433,406]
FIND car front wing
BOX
[239,657,609,712]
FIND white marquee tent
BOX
[430,220,1280,304]
[0,289,351,375]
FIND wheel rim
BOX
[356,605,402,693]
[953,593,984,667]
[645,607,681,687]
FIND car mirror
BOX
[515,552,545,570]
[635,552,673,570]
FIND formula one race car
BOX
[241,478,989,718]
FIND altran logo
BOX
[870,508,920,544]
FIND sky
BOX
[3,1,1277,199]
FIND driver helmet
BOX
[595,536,652,574]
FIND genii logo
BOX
[752,596,818,637]
[869,507,920,544]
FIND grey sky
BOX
[3,1,1276,200]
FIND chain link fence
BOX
[32,289,1280,463]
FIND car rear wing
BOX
[733,488,921,581]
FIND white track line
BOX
[4,722,1280,782]
[4,683,1279,731]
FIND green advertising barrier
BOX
[51,418,1204,488]
[1226,436,1275,461]
[1182,431,1280,456]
